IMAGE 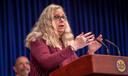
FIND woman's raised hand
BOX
[71,32,95,51]
[87,34,103,55]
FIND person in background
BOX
[25,4,103,76]
[13,56,30,76]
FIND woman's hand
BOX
[87,34,103,55]
[71,32,95,51]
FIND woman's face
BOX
[53,8,67,36]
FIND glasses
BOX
[53,15,67,20]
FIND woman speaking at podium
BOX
[25,4,103,76]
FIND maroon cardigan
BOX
[30,39,78,76]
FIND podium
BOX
[50,54,128,76]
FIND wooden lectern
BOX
[50,54,128,76]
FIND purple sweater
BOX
[30,39,78,76]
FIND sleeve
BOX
[30,39,74,70]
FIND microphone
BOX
[95,39,110,55]
[105,39,121,56]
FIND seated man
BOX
[13,56,30,76]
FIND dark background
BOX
[0,0,128,76]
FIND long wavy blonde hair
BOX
[25,4,74,49]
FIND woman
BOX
[25,4,102,76]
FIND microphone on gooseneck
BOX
[105,39,121,56]
[95,39,110,55]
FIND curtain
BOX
[0,0,128,76]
